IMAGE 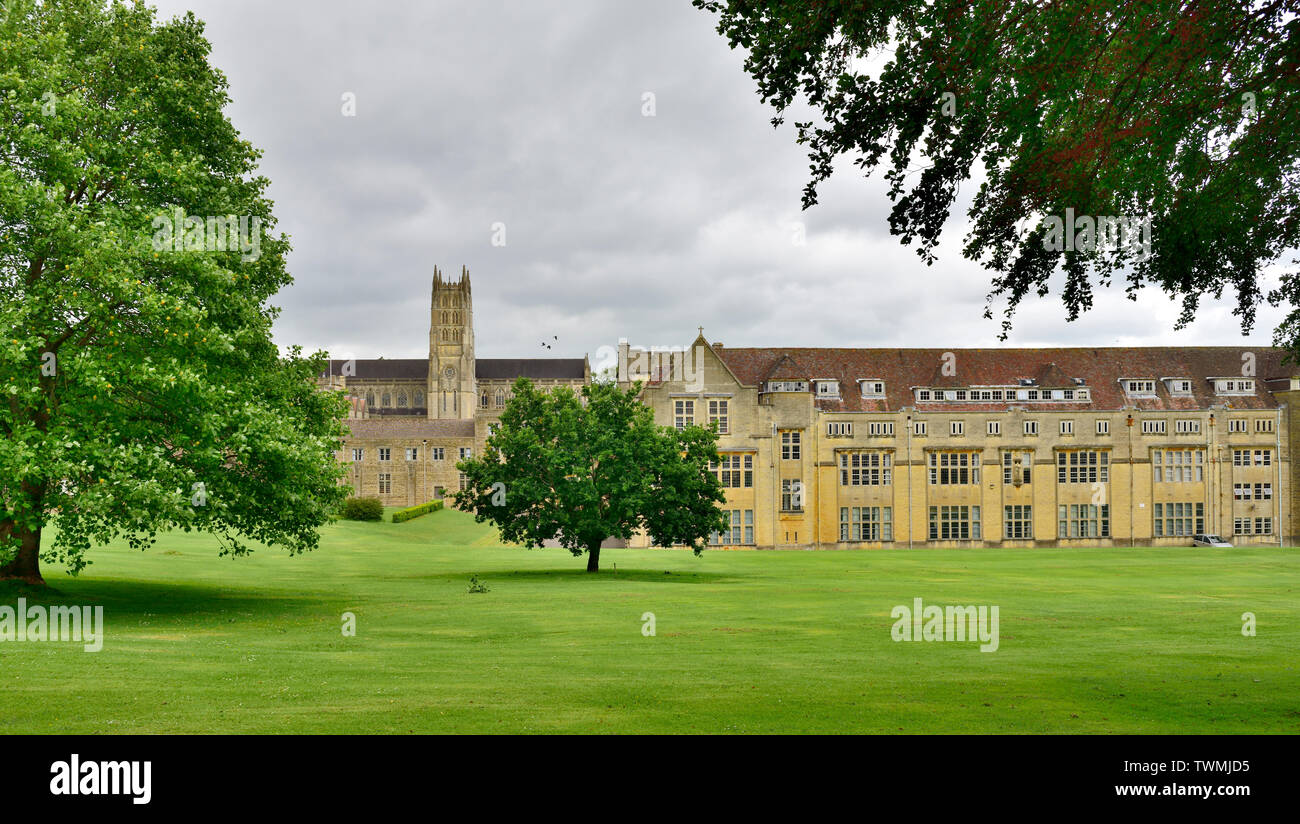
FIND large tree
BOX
[695,0,1300,347]
[453,378,728,572]
[0,0,348,583]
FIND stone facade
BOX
[321,267,589,507]
[322,272,1297,548]
[619,336,1297,549]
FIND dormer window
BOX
[1214,378,1255,395]
[765,380,808,393]
[1123,379,1157,396]
[859,379,885,398]
[1163,378,1193,396]
[814,380,840,399]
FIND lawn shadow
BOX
[0,578,329,620]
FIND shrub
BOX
[391,499,444,523]
[467,574,490,594]
[341,496,384,521]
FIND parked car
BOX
[1192,534,1233,547]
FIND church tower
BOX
[428,265,476,419]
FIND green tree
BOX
[0,0,348,583]
[695,1,1300,347]
[453,377,728,572]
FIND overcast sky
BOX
[149,0,1285,362]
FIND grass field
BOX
[2,508,1297,734]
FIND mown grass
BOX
[1,508,1296,733]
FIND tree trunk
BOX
[0,522,44,585]
[586,543,600,573]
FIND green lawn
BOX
[2,508,1297,733]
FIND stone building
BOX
[323,266,588,506]
[618,335,1298,548]
[324,270,1299,548]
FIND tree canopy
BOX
[453,378,728,572]
[695,0,1300,347]
[0,0,348,582]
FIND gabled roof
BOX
[763,353,807,382]
[1034,362,1075,387]
[711,346,1293,412]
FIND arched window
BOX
[414,390,424,408]
[381,392,391,407]
[480,390,489,408]
[397,391,408,408]
[495,388,505,408]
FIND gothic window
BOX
[495,389,505,408]
[381,392,391,407]
[480,390,489,409]
[397,391,408,408]
[414,390,424,408]
[365,391,374,407]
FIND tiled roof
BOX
[323,358,587,381]
[345,418,475,439]
[325,359,426,380]
[476,358,586,380]
[711,346,1294,412]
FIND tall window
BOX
[1058,504,1109,538]
[780,430,801,460]
[1004,505,1033,539]
[708,399,729,434]
[928,452,979,485]
[840,452,892,486]
[781,479,803,512]
[1153,502,1204,536]
[381,392,391,407]
[675,400,695,430]
[414,390,424,408]
[1153,449,1203,482]
[458,472,469,491]
[495,389,505,409]
[712,510,754,545]
[1002,451,1031,486]
[840,507,893,541]
[928,506,981,540]
[397,391,408,408]
[714,454,753,488]
[1057,450,1108,483]
[377,473,392,495]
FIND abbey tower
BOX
[429,265,476,419]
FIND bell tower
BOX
[428,265,476,419]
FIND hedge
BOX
[341,496,384,521]
[391,499,444,523]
